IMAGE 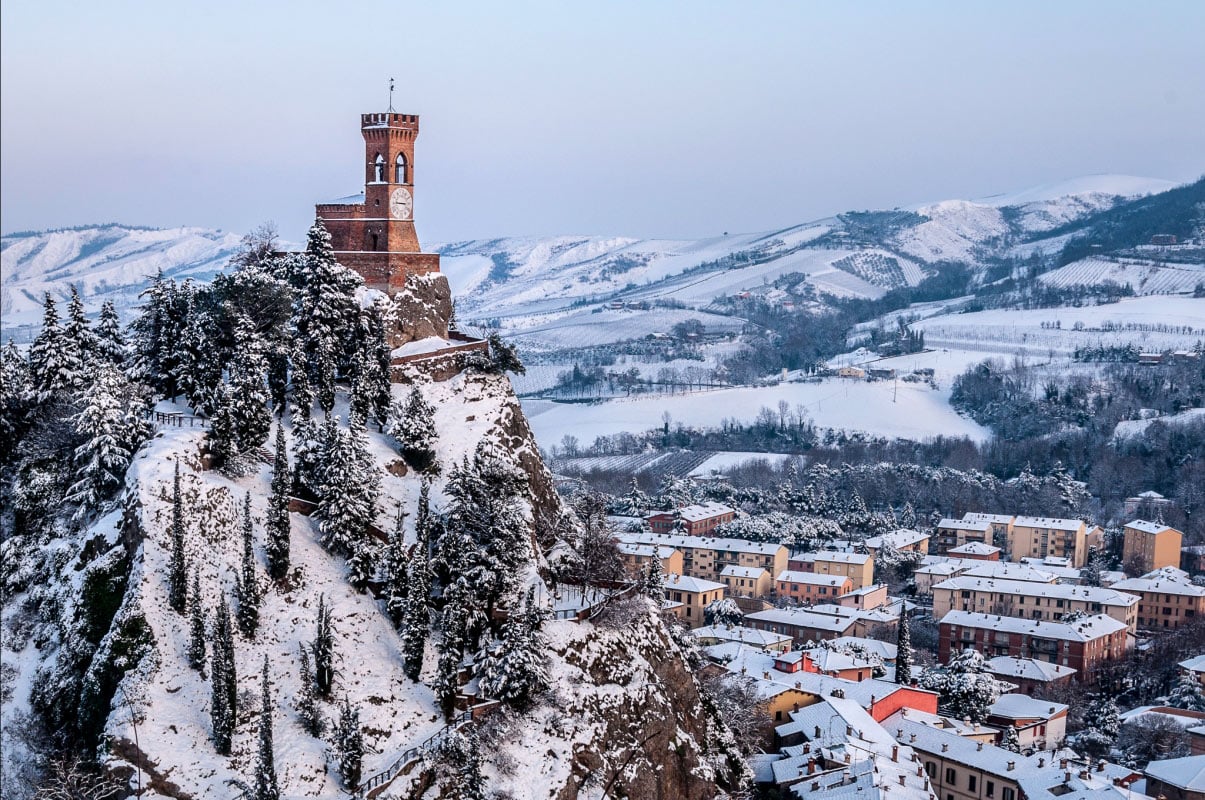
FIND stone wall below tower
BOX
[383,272,454,346]
[331,251,441,294]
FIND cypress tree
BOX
[401,489,431,681]
[211,600,236,754]
[226,313,272,451]
[434,583,467,720]
[312,594,334,698]
[477,588,550,711]
[265,425,291,581]
[236,492,260,637]
[335,696,364,791]
[642,555,664,605]
[896,609,913,685]
[65,285,98,365]
[168,461,188,614]
[366,304,393,430]
[437,728,486,800]
[296,644,323,736]
[384,505,410,628]
[188,571,207,674]
[254,655,280,800]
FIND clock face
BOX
[389,187,413,220]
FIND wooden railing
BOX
[149,410,209,428]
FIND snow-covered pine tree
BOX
[477,588,550,711]
[65,364,131,518]
[434,582,468,719]
[211,600,235,754]
[188,571,207,674]
[485,332,524,375]
[703,598,743,627]
[1000,725,1020,753]
[29,292,84,401]
[435,728,486,800]
[236,492,261,637]
[387,387,437,472]
[364,303,393,430]
[312,593,334,698]
[265,425,291,581]
[224,313,272,452]
[219,598,238,727]
[643,555,665,605]
[293,220,361,400]
[315,340,337,416]
[620,477,650,516]
[335,696,364,791]
[896,609,913,685]
[254,655,280,800]
[94,299,125,366]
[289,348,314,422]
[296,645,323,736]
[316,416,380,589]
[290,410,322,496]
[1168,670,1205,711]
[65,285,99,365]
[168,462,188,614]
[1081,546,1104,587]
[173,293,223,416]
[129,271,189,399]
[401,551,430,682]
[347,348,373,424]
[898,501,917,530]
[384,505,410,628]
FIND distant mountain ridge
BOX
[2,174,1193,336]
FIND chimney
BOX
[1065,772,1072,783]
[1097,760,1105,773]
[815,725,823,738]
[892,745,899,762]
[1039,758,1046,768]
[763,671,771,680]
[899,775,907,787]
[807,758,816,775]
[1079,771,1090,780]
[910,734,917,743]
[977,742,984,751]
[844,753,851,764]
[812,782,820,792]
[1008,761,1016,771]
[1060,758,1068,769]
[917,766,924,778]
[846,725,853,737]
[941,743,949,752]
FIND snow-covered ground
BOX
[521,374,989,448]
[1112,407,1205,442]
[1039,257,1205,296]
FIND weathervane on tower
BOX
[388,78,396,112]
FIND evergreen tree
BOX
[434,583,468,719]
[187,571,207,674]
[293,220,361,401]
[226,313,272,451]
[168,462,188,614]
[94,299,126,366]
[384,506,410,628]
[334,696,364,791]
[485,332,524,375]
[290,409,322,496]
[254,655,280,800]
[898,502,917,531]
[1168,671,1205,712]
[296,645,323,736]
[896,610,913,685]
[477,589,550,711]
[387,387,438,471]
[364,303,393,430]
[348,348,373,424]
[65,364,131,517]
[642,555,665,605]
[316,416,379,589]
[1000,725,1020,753]
[401,488,432,682]
[65,285,98,365]
[211,600,236,754]
[1081,546,1105,587]
[315,340,337,417]
[173,292,223,416]
[435,728,486,800]
[28,292,82,400]
[265,425,291,581]
[129,271,189,399]
[312,594,334,698]
[236,492,261,637]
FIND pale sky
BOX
[2,1,1203,244]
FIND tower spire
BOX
[388,78,396,112]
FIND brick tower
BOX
[315,112,441,294]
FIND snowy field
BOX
[521,375,989,449]
[1038,257,1205,296]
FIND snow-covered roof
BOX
[964,513,1016,525]
[864,529,929,549]
[615,530,784,557]
[938,517,991,532]
[939,611,1127,641]
[720,564,768,579]
[777,570,852,586]
[1111,575,1205,598]
[793,550,872,566]
[985,656,1077,682]
[647,501,735,522]
[616,542,678,559]
[932,576,1139,607]
[746,607,859,634]
[832,636,898,661]
[1117,706,1204,728]
[949,542,1001,555]
[693,624,789,648]
[803,647,878,674]
[1012,516,1084,531]
[1144,755,1205,791]
[989,693,1068,721]
[664,573,727,593]
[1179,654,1205,673]
[319,192,365,205]
[894,718,1040,776]
[1125,519,1174,535]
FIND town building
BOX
[864,528,931,557]
[746,606,859,643]
[1124,490,1174,518]
[984,657,1077,697]
[1181,655,1205,687]
[1008,517,1096,568]
[616,542,682,579]
[1122,520,1184,574]
[692,624,793,653]
[938,611,1129,676]
[1111,568,1205,631]
[930,576,1139,631]
[1144,754,1205,800]
[614,530,788,585]
[645,502,736,534]
[788,550,875,590]
[935,517,994,554]
[986,694,1068,751]
[776,571,854,604]
[948,542,1001,561]
[836,584,890,611]
[721,564,772,598]
[662,574,727,628]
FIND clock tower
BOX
[315,112,441,294]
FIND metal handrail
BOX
[355,709,473,797]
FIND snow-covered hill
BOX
[2,175,1188,346]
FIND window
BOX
[969,776,977,792]
[925,763,936,779]
[945,768,956,784]
[373,153,384,182]
[986,780,995,797]
[1003,789,1015,800]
